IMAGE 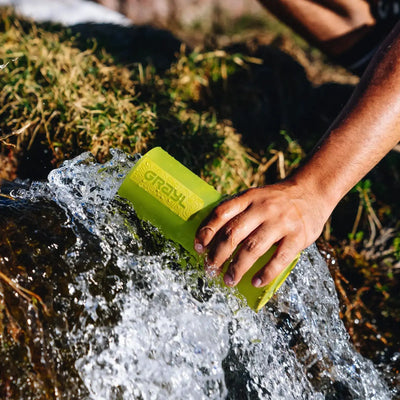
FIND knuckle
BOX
[255,199,274,215]
[276,248,295,265]
[279,216,300,236]
[244,187,257,197]
[220,223,242,248]
[196,226,215,245]
[213,203,229,219]
[242,237,263,255]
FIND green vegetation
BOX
[0,11,155,167]
[0,5,399,383]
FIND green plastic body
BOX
[118,147,298,311]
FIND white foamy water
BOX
[16,151,393,399]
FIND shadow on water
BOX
[0,184,87,398]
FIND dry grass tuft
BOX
[0,9,156,174]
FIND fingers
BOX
[194,193,250,253]
[223,224,276,286]
[224,234,299,288]
[251,237,300,287]
[194,185,308,289]
[205,211,263,276]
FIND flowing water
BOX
[1,150,398,399]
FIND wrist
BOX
[285,167,342,222]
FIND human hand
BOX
[194,181,331,288]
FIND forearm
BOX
[258,0,375,56]
[194,22,400,290]
[291,22,400,214]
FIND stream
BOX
[0,150,397,399]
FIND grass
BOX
[0,5,399,392]
[0,9,273,194]
[0,12,156,166]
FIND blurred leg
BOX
[258,0,376,56]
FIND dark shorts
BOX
[335,0,400,75]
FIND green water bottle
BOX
[118,147,299,311]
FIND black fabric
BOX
[333,0,400,75]
[370,0,400,22]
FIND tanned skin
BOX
[194,8,400,289]
[258,0,376,56]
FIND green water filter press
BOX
[118,147,299,312]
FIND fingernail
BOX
[194,242,204,254]
[252,277,262,288]
[199,226,214,236]
[224,273,235,287]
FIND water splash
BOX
[12,151,394,399]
